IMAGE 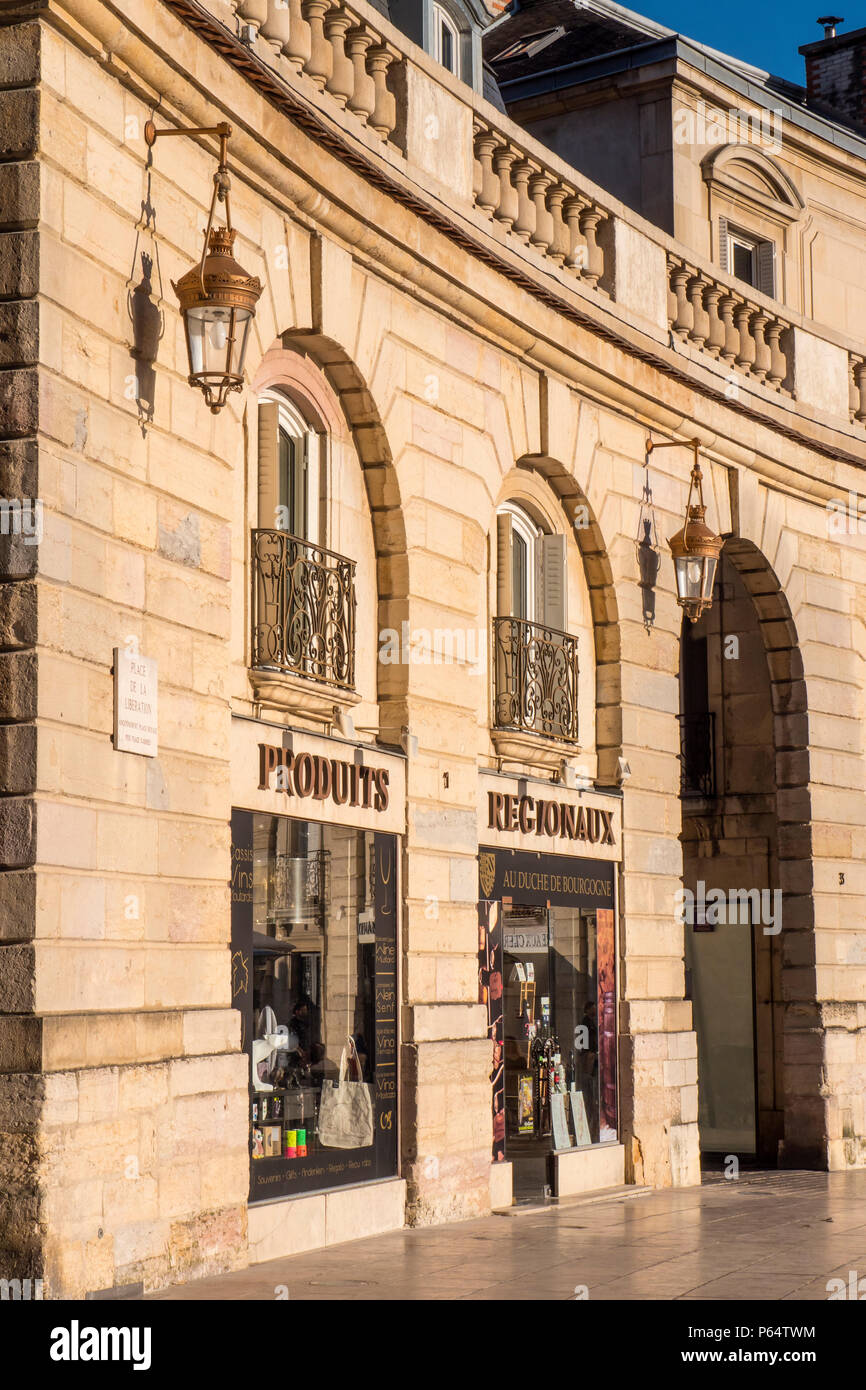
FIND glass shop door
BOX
[502,906,555,1200]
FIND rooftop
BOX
[486,0,866,153]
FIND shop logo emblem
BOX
[479,851,496,898]
[231,949,249,998]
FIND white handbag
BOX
[317,1038,375,1149]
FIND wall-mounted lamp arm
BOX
[145,120,235,298]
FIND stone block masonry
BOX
[0,21,40,1287]
[0,15,250,1296]
[1,0,865,1298]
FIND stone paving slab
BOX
[145,1170,866,1301]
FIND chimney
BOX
[799,17,866,130]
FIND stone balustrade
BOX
[849,353,866,424]
[193,0,866,432]
[667,254,793,395]
[471,116,609,291]
[233,0,400,141]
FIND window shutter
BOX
[718,216,729,274]
[540,532,567,632]
[496,512,513,616]
[295,432,309,540]
[257,401,280,529]
[757,239,776,298]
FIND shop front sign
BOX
[487,790,615,846]
[479,846,614,908]
[258,742,390,811]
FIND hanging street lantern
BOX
[144,119,263,413]
[646,436,724,623]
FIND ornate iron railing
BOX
[252,529,356,689]
[678,712,716,798]
[492,615,579,744]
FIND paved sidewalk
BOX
[148,1170,866,1301]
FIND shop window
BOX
[478,848,618,1192]
[231,810,398,1199]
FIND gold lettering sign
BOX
[487,790,615,846]
[258,743,390,812]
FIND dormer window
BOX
[433,2,460,75]
[388,0,491,92]
[491,26,565,65]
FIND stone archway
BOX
[262,331,410,746]
[679,538,822,1167]
[516,454,624,785]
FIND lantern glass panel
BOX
[676,554,704,601]
[232,310,253,378]
[184,304,253,380]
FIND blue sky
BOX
[630,1,843,83]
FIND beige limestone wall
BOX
[0,16,250,1295]
[3,0,866,1298]
[669,76,866,341]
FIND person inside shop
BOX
[290,993,315,1057]
[286,992,329,1081]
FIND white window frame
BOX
[432,2,460,76]
[500,501,541,622]
[720,219,776,298]
[728,230,758,288]
[261,390,323,547]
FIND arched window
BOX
[433,1,460,75]
[258,391,323,546]
[496,501,567,632]
[492,500,577,744]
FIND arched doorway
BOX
[679,542,813,1166]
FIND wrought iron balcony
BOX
[492,615,579,744]
[678,712,716,798]
[251,530,356,690]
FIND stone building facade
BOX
[0,0,864,1297]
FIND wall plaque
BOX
[113,648,158,757]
